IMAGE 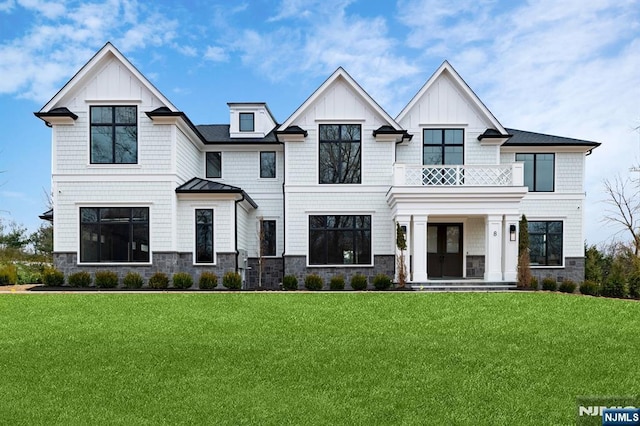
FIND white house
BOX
[36,43,599,288]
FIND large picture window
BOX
[90,106,137,164]
[80,207,149,263]
[309,215,371,265]
[319,124,361,184]
[423,129,464,165]
[195,209,214,263]
[516,153,554,192]
[528,221,563,266]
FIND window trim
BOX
[318,124,362,185]
[259,151,276,179]
[239,112,255,132]
[307,213,373,267]
[205,151,222,179]
[77,205,151,265]
[516,153,555,192]
[422,128,465,165]
[194,208,216,265]
[528,220,564,267]
[89,105,138,165]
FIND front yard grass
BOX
[0,293,638,425]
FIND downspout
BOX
[281,143,286,284]
[234,193,245,273]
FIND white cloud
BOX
[0,0,15,12]
[204,45,228,62]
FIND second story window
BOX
[260,151,276,178]
[516,153,554,192]
[319,124,361,184]
[206,152,222,178]
[239,113,254,132]
[90,106,137,164]
[423,129,464,165]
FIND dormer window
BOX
[90,106,137,164]
[239,113,254,132]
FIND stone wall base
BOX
[466,255,485,278]
[531,257,585,284]
[246,258,283,290]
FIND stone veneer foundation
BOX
[530,257,585,285]
[245,258,284,290]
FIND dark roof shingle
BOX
[504,128,601,147]
[196,124,279,144]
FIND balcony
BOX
[393,163,524,187]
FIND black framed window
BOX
[260,152,276,178]
[206,152,222,178]
[319,124,361,184]
[195,209,214,263]
[80,207,149,263]
[528,221,563,266]
[309,215,371,265]
[90,106,137,164]
[260,220,276,257]
[516,153,554,192]
[239,113,254,132]
[423,129,464,165]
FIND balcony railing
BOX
[393,163,524,187]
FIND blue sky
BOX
[0,0,639,245]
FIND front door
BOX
[427,223,463,278]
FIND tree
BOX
[517,215,532,288]
[30,223,53,257]
[584,244,604,283]
[396,223,407,288]
[602,173,640,256]
[0,220,29,250]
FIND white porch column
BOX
[413,215,429,282]
[503,214,519,281]
[395,215,411,283]
[485,214,503,281]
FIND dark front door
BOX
[427,223,463,278]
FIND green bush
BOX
[148,272,169,289]
[530,277,538,291]
[558,279,576,294]
[304,274,323,291]
[68,271,92,287]
[601,277,627,298]
[541,277,557,291]
[16,263,43,284]
[0,264,18,285]
[579,280,599,296]
[223,271,242,290]
[173,272,193,289]
[329,275,345,291]
[283,275,298,290]
[373,273,392,290]
[123,272,144,289]
[95,271,119,288]
[198,272,218,289]
[42,267,64,287]
[628,272,640,299]
[350,273,367,291]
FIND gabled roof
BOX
[504,128,601,147]
[197,125,279,144]
[175,178,258,208]
[278,67,402,131]
[396,61,508,135]
[38,42,177,113]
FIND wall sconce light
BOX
[509,224,517,242]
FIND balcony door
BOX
[427,223,463,278]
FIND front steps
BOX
[410,280,517,292]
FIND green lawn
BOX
[0,293,638,425]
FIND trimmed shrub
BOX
[329,275,345,291]
[0,264,18,285]
[628,272,640,299]
[373,273,392,290]
[123,272,144,289]
[530,277,539,291]
[541,277,557,291]
[68,271,92,287]
[95,271,119,288]
[223,271,242,290]
[304,274,323,291]
[350,273,367,291]
[558,279,576,294]
[17,264,43,284]
[579,280,599,296]
[42,267,64,287]
[282,275,298,291]
[173,272,193,289]
[199,272,218,289]
[148,272,169,289]
[601,277,627,298]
